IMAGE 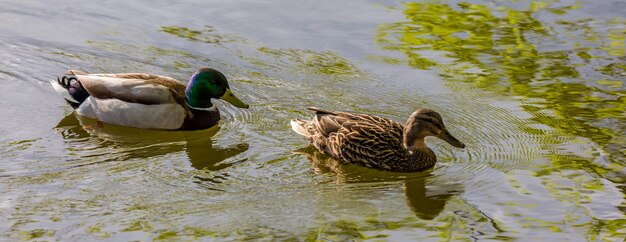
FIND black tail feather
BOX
[307,107,336,115]
[57,75,89,107]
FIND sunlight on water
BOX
[0,0,624,240]
[375,1,626,173]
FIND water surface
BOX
[0,0,624,240]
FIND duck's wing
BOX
[57,71,191,130]
[307,107,351,137]
[329,119,406,169]
[307,107,402,137]
[71,71,187,105]
[306,107,406,168]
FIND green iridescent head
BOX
[184,68,249,109]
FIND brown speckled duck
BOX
[291,107,465,172]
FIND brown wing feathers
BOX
[302,107,406,169]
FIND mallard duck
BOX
[290,107,465,172]
[50,67,249,130]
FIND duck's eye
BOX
[426,120,442,130]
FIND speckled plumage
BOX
[291,107,465,172]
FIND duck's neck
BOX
[182,100,221,130]
[402,140,437,172]
[185,96,214,110]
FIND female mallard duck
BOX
[50,67,249,130]
[291,107,465,172]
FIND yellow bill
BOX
[220,88,249,108]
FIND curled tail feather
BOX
[50,75,80,103]
[50,71,90,108]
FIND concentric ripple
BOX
[2,0,625,240]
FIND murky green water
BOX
[1,0,624,240]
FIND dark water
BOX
[0,0,624,240]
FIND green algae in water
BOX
[375,1,626,171]
[160,25,248,45]
[122,221,153,232]
[19,229,55,240]
[159,24,366,80]
[258,47,364,77]
[2,0,625,240]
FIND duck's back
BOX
[75,73,187,105]
[299,108,408,170]
[53,71,191,130]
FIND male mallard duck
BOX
[50,67,249,130]
[290,107,465,172]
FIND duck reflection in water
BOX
[296,146,458,220]
[53,113,248,171]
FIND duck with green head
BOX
[50,67,249,130]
